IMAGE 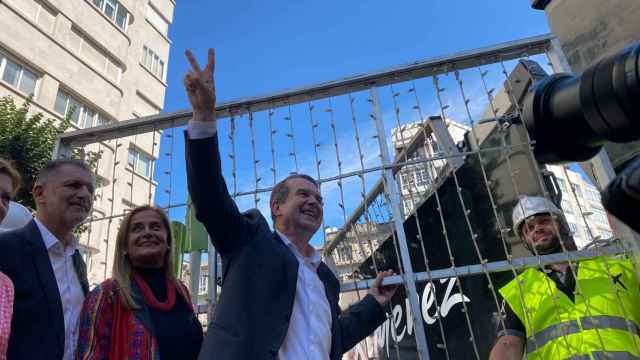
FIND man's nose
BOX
[308,196,321,206]
[76,185,91,200]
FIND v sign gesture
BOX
[184,48,216,122]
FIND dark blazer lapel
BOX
[316,264,340,322]
[317,263,339,303]
[72,250,90,295]
[24,220,65,349]
[272,233,299,301]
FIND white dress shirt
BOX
[188,118,217,139]
[276,231,332,360]
[34,219,84,360]
[188,121,333,359]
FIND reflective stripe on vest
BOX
[566,351,640,360]
[526,315,640,353]
[498,257,640,359]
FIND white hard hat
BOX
[0,201,33,232]
[512,196,563,237]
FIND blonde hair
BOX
[0,158,21,196]
[112,205,176,309]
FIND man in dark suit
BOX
[183,49,397,360]
[0,159,93,360]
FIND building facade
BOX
[323,222,391,282]
[546,164,614,248]
[390,119,613,249]
[319,118,469,283]
[392,119,469,216]
[0,0,174,285]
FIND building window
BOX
[561,199,573,215]
[415,167,430,187]
[0,53,38,96]
[571,183,583,198]
[95,113,110,126]
[54,90,110,128]
[199,272,208,294]
[401,172,415,192]
[556,178,567,193]
[431,141,443,156]
[585,188,601,202]
[91,0,130,31]
[407,150,421,161]
[587,227,596,240]
[146,2,169,36]
[403,198,414,214]
[338,245,353,264]
[599,229,613,239]
[142,46,165,80]
[590,209,608,224]
[128,146,154,178]
[568,222,577,234]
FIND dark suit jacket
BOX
[0,220,89,360]
[186,134,387,360]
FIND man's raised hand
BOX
[184,48,216,122]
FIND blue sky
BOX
[153,1,551,246]
[162,1,549,105]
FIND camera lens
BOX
[522,43,640,164]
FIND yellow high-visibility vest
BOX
[499,256,640,359]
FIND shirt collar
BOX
[276,230,322,267]
[34,218,79,253]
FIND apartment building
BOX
[546,164,614,248]
[323,222,391,282]
[391,120,613,249]
[0,0,174,285]
[392,119,469,216]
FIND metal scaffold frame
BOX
[53,33,632,359]
[54,34,553,149]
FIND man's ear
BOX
[270,200,280,218]
[32,184,44,207]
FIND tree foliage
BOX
[0,96,101,212]
[0,96,71,209]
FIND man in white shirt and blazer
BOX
[184,49,398,360]
[0,159,93,359]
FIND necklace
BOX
[132,272,176,311]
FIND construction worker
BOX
[490,196,640,360]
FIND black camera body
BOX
[518,43,640,234]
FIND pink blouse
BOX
[0,272,13,360]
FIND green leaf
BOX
[0,95,101,236]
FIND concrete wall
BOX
[543,0,640,170]
[545,0,640,73]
